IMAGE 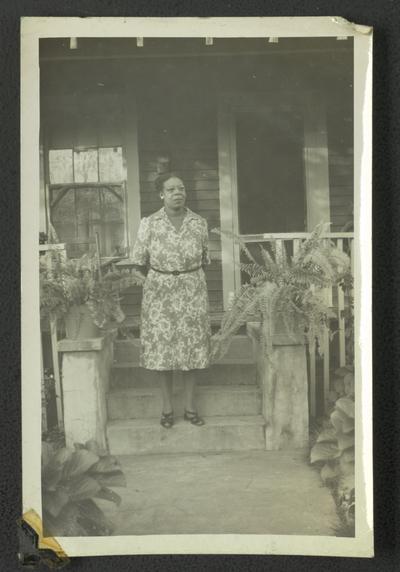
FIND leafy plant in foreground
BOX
[42,439,127,536]
[310,366,355,530]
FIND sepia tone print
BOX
[39,35,355,536]
[21,17,372,558]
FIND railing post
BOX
[309,340,317,418]
[50,317,64,428]
[40,336,48,433]
[292,238,301,257]
[337,238,346,366]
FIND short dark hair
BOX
[154,172,184,194]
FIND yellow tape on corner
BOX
[22,509,69,561]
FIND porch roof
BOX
[39,36,353,62]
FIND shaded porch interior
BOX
[40,37,354,424]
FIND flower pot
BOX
[64,304,101,340]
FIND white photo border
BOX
[21,16,373,558]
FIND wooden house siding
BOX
[327,104,353,232]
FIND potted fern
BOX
[211,223,351,450]
[211,222,350,359]
[40,250,143,339]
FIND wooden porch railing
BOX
[242,232,354,416]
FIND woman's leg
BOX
[182,370,204,425]
[182,370,197,412]
[156,370,173,414]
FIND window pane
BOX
[75,187,101,233]
[100,188,127,256]
[50,188,76,249]
[101,188,126,256]
[49,149,73,184]
[49,185,128,258]
[73,148,99,183]
[99,147,124,182]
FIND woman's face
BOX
[160,177,186,209]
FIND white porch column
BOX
[217,104,238,309]
[123,92,142,252]
[303,100,331,229]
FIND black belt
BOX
[150,265,202,276]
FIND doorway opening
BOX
[235,110,306,235]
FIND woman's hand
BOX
[131,267,146,285]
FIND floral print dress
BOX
[130,207,211,371]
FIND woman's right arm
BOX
[131,265,147,283]
[130,218,150,282]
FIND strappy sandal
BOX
[160,411,174,429]
[184,409,205,426]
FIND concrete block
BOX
[107,385,262,420]
[59,336,113,449]
[107,415,266,455]
[260,345,309,451]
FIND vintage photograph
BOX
[21,17,373,558]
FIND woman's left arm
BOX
[201,219,211,268]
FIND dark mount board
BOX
[2,1,399,571]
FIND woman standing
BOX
[130,172,211,429]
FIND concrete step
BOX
[107,415,266,455]
[111,363,257,388]
[107,385,262,420]
[113,335,254,366]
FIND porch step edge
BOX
[107,384,262,419]
[108,384,261,396]
[107,415,266,455]
[108,415,265,428]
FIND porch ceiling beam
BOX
[40,46,352,63]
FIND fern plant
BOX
[210,223,351,361]
[40,250,144,329]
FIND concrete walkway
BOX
[108,450,340,536]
